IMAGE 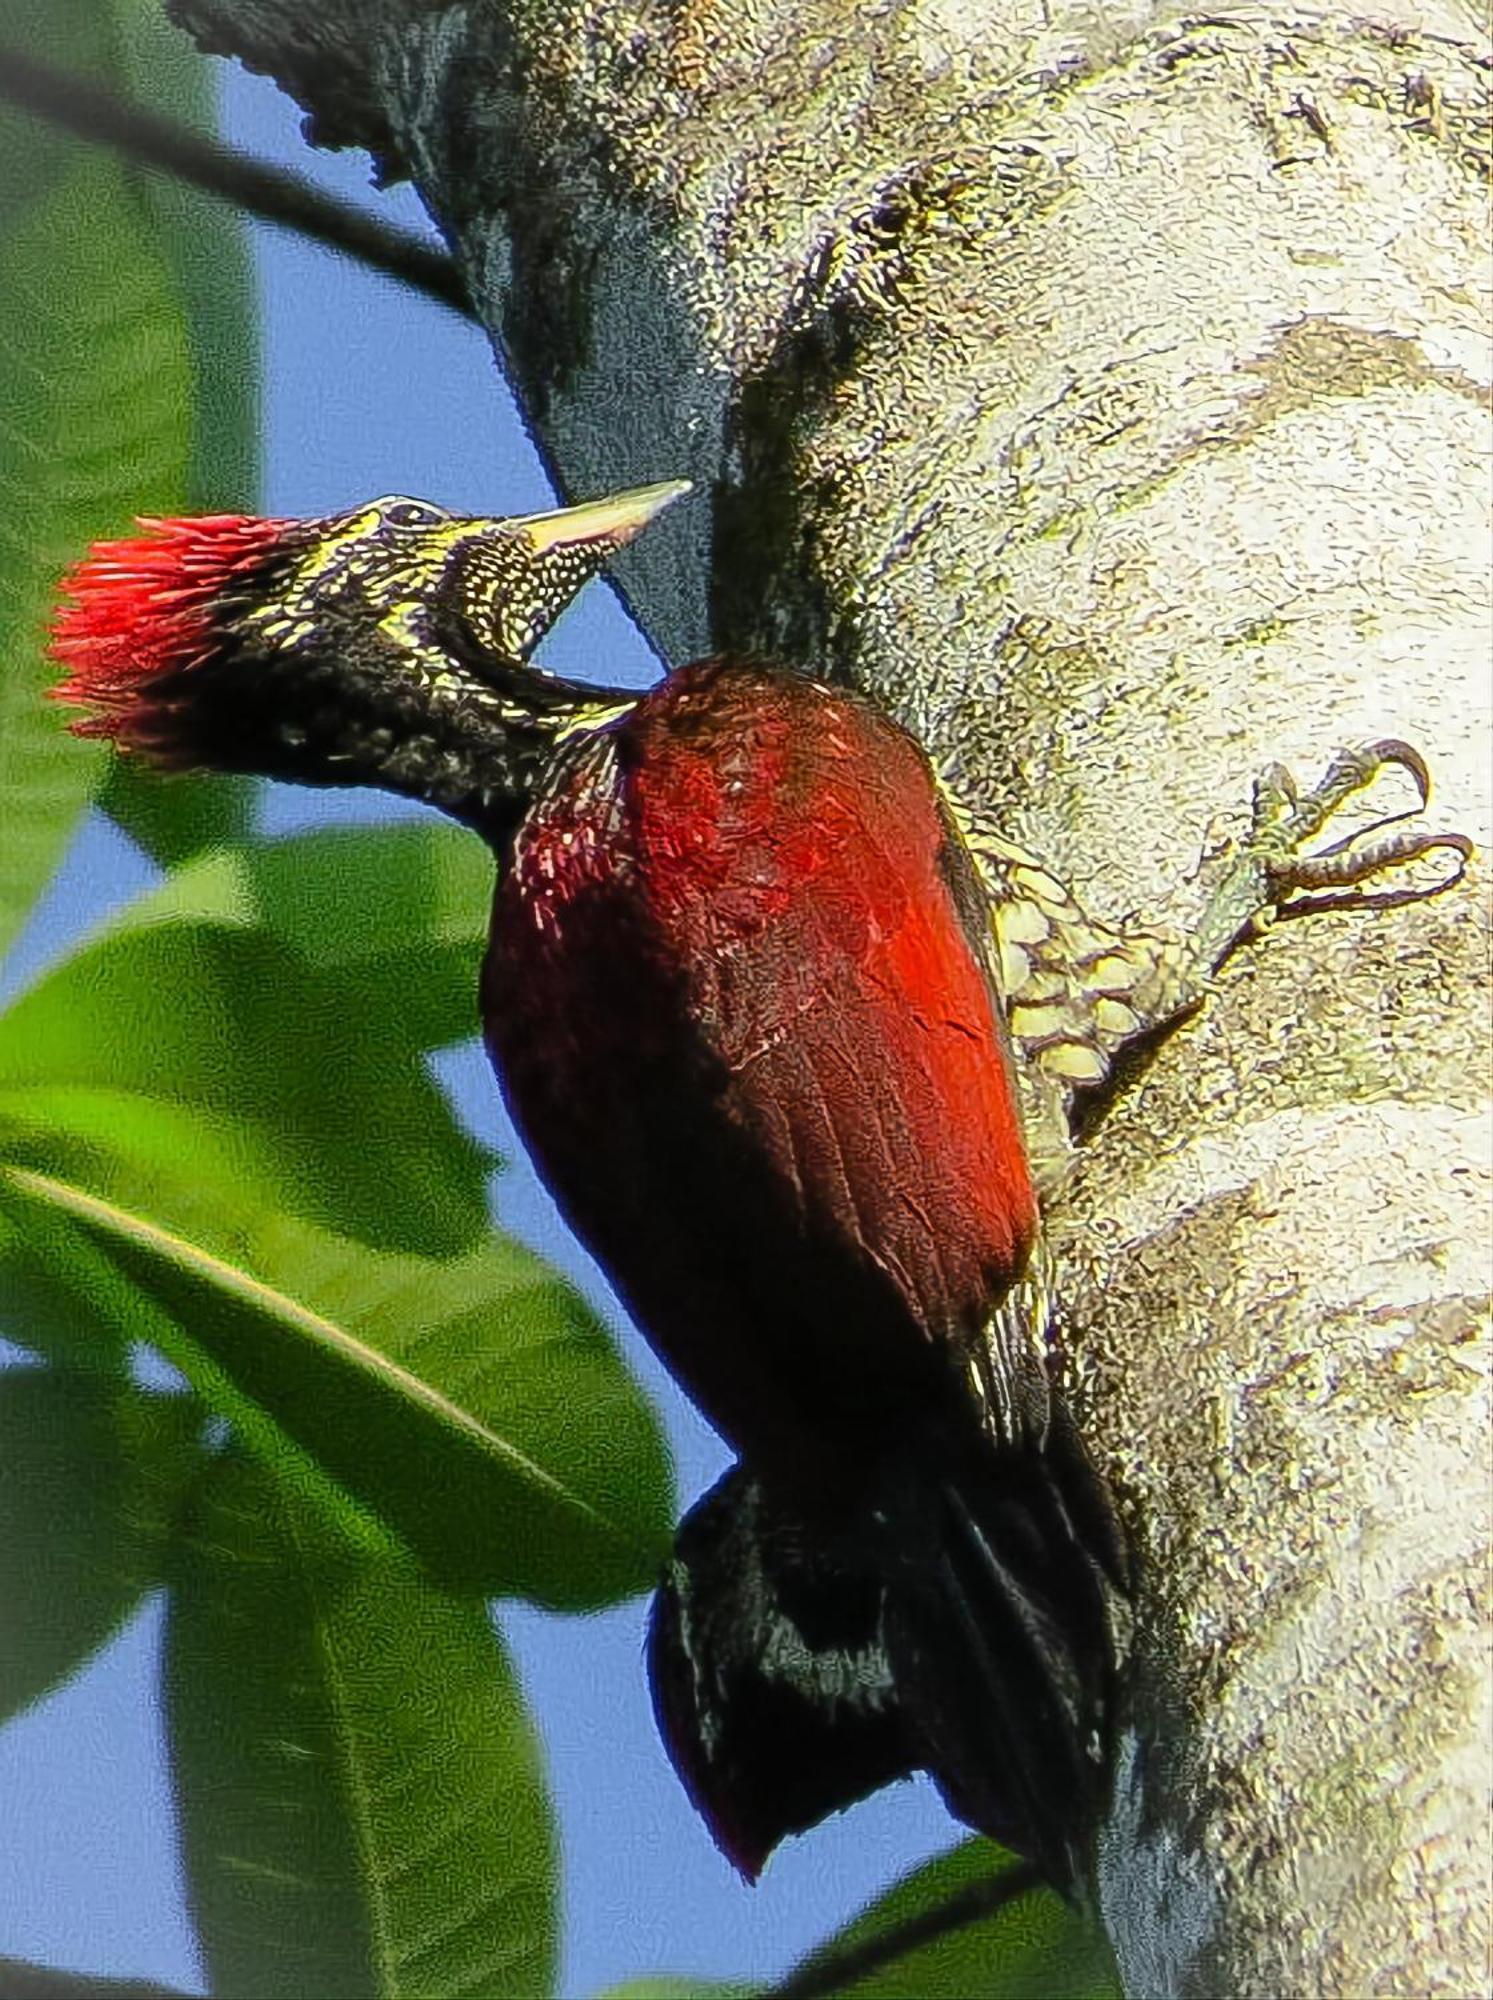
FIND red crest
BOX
[49,514,289,758]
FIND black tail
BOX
[880,1398,1128,1896]
[647,1406,1128,1898]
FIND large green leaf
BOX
[95,822,496,1050]
[0,3,118,230]
[0,152,182,962]
[107,0,258,526]
[0,0,260,940]
[0,1368,203,1721]
[779,1840,1120,1999]
[97,744,258,877]
[0,825,670,1605]
[1,1165,672,1608]
[0,1173,144,1371]
[0,827,496,1255]
[97,0,260,864]
[166,1452,557,1999]
[0,1161,395,1563]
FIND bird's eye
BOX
[379,498,447,529]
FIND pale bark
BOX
[168,1,1493,1991]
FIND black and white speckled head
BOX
[52,481,690,842]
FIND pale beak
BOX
[519,478,693,554]
[478,479,691,661]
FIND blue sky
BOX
[0,57,959,1996]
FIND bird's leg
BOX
[947,741,1471,1183]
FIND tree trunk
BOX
[168,1,1492,1991]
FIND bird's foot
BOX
[947,740,1470,1176]
[1195,738,1472,963]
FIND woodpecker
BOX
[50,484,1468,1899]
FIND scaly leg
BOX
[945,742,1471,1188]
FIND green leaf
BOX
[0,827,497,1255]
[0,816,659,1606]
[0,0,262,938]
[781,1840,1121,1999]
[0,1162,399,1566]
[0,4,113,231]
[0,5,258,891]
[0,1368,203,1722]
[97,0,261,865]
[98,760,259,877]
[100,823,496,1050]
[107,0,259,515]
[0,150,190,962]
[0,1177,142,1372]
[166,1452,558,1999]
[2,1165,673,1608]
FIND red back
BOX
[486,660,1037,1479]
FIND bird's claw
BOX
[1253,739,1472,918]
[952,735,1471,1167]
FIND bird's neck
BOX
[191,598,639,848]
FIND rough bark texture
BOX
[169,1,1492,1992]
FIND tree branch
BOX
[755,1863,1044,2000]
[0,1958,189,2000]
[0,41,470,319]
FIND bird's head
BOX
[51,480,689,835]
